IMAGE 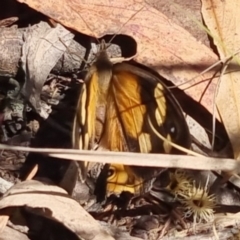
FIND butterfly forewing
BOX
[111,63,191,154]
[109,70,153,153]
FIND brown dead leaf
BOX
[17,0,219,116]
[21,22,74,118]
[202,0,240,159]
[0,180,114,240]
[0,226,30,240]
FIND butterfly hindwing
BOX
[72,68,99,181]
[94,163,143,201]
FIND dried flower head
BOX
[166,169,192,195]
[180,184,216,224]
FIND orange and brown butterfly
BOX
[70,4,192,197]
[71,35,191,199]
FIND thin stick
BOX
[0,144,238,172]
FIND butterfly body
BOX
[73,42,191,192]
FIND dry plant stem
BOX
[69,4,144,45]
[108,6,144,44]
[212,50,240,183]
[25,164,39,180]
[166,54,239,155]
[59,37,88,66]
[0,216,8,231]
[168,50,240,155]
[212,222,219,240]
[169,57,223,90]
[169,52,239,106]
[147,115,203,156]
[160,213,240,239]
[172,209,187,229]
[93,204,115,220]
[0,144,239,172]
[158,217,171,239]
[212,53,239,149]
[110,55,137,64]
[212,213,240,240]
[0,208,13,233]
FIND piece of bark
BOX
[0,24,86,79]
[0,25,23,78]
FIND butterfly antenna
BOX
[107,6,145,46]
[68,5,100,45]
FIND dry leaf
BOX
[17,0,219,116]
[0,180,114,240]
[0,177,13,194]
[0,226,30,240]
[21,22,74,118]
[202,0,240,159]
[161,213,240,239]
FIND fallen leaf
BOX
[202,0,240,158]
[17,0,219,116]
[21,22,74,117]
[0,226,29,240]
[0,180,114,240]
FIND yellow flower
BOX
[166,169,192,195]
[180,184,216,224]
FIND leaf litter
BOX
[0,0,240,239]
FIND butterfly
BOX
[72,40,191,198]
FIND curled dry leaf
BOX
[21,22,74,118]
[17,0,219,116]
[202,0,240,159]
[0,180,113,240]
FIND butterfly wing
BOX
[101,63,190,155]
[99,62,191,195]
[94,163,143,202]
[74,53,190,191]
[72,67,99,181]
[72,50,114,181]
